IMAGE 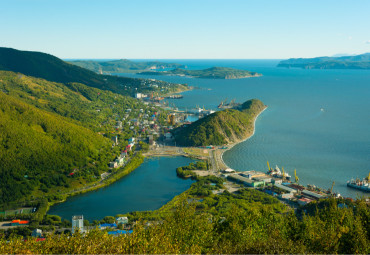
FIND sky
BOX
[1,0,370,59]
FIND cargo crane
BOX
[329,181,335,194]
[294,169,299,184]
[267,161,270,171]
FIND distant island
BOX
[69,59,185,73]
[173,99,266,146]
[278,53,370,69]
[139,67,261,79]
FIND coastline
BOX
[219,106,268,170]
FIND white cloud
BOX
[348,36,352,40]
[366,40,370,44]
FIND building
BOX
[110,161,118,168]
[298,197,313,206]
[72,215,84,234]
[274,183,297,194]
[240,170,266,179]
[128,137,135,143]
[228,174,265,188]
[301,189,326,200]
[148,135,154,145]
[32,229,42,238]
[165,132,173,140]
[111,136,118,145]
[116,216,129,225]
[11,219,29,226]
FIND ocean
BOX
[121,59,370,198]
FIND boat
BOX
[267,165,291,181]
[347,173,370,192]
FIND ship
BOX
[267,165,291,181]
[347,173,370,192]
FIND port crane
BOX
[267,161,270,171]
[329,181,335,194]
[294,169,299,184]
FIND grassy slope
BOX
[174,99,266,146]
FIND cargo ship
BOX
[347,173,370,192]
[267,165,291,181]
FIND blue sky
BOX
[1,0,370,59]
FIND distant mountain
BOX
[0,47,186,96]
[173,99,266,146]
[139,67,261,79]
[277,53,370,69]
[69,59,185,73]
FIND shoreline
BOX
[219,106,268,170]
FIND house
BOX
[111,136,118,145]
[165,132,173,140]
[32,229,42,238]
[116,216,129,225]
[128,137,135,143]
[110,162,118,168]
[11,219,29,226]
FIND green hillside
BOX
[277,53,370,69]
[0,71,145,130]
[140,66,261,79]
[0,92,112,205]
[69,59,184,73]
[0,47,187,96]
[173,99,266,146]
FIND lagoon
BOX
[48,157,194,221]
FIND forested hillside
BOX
[69,59,184,73]
[0,92,112,204]
[173,99,266,146]
[0,47,187,96]
[0,71,144,130]
[278,53,370,69]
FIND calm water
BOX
[48,157,194,221]
[120,59,370,198]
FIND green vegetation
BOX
[1,194,368,253]
[278,52,370,69]
[140,66,261,79]
[176,161,208,179]
[0,47,188,96]
[69,59,184,73]
[173,99,266,146]
[0,92,112,205]
[0,70,162,207]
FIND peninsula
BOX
[278,52,370,69]
[172,99,266,146]
[139,66,262,79]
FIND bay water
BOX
[122,59,370,198]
